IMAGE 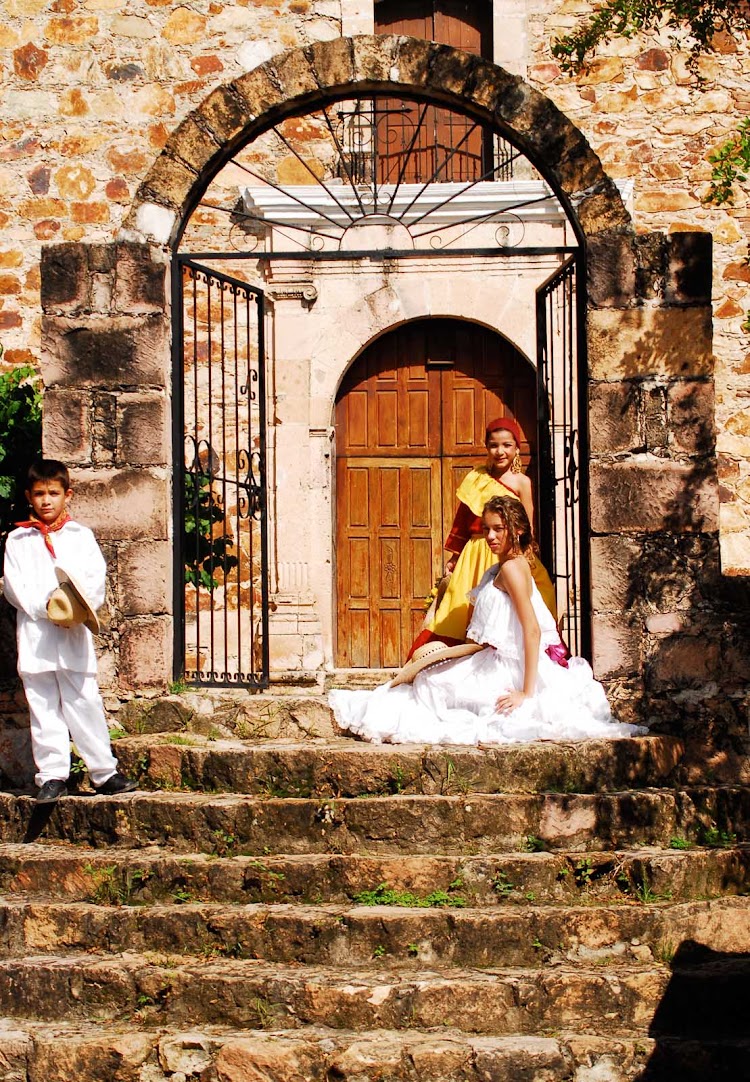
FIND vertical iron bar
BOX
[575,251,591,659]
[171,258,187,683]
[188,270,196,675]
[220,281,228,681]
[206,275,215,680]
[257,288,269,686]
[233,285,242,684]
[247,289,255,680]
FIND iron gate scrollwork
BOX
[536,254,591,659]
[173,258,269,687]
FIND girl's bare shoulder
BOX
[499,472,532,497]
[495,554,532,589]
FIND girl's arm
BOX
[494,557,541,712]
[515,475,535,533]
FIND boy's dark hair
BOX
[26,459,71,490]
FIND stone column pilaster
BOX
[40,241,172,693]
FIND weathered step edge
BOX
[0,788,748,855]
[1,897,748,969]
[108,734,685,797]
[2,844,747,907]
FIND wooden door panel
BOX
[337,456,441,667]
[336,318,536,667]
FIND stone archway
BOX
[41,35,720,736]
[124,34,630,249]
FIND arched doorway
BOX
[335,318,536,667]
[121,34,645,685]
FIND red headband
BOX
[485,416,523,446]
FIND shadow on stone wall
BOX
[0,593,34,788]
[636,941,750,1081]
[599,371,750,751]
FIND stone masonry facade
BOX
[0,10,747,745]
[31,34,747,753]
[0,0,749,568]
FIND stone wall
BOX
[4,18,750,741]
[1,2,750,569]
[527,10,750,575]
[40,240,172,693]
[585,230,749,742]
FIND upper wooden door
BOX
[374,0,492,183]
[335,318,536,667]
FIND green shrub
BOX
[0,359,43,556]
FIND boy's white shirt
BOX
[3,520,106,675]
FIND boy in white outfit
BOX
[3,459,136,803]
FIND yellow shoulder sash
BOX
[455,467,518,517]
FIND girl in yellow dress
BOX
[407,417,556,659]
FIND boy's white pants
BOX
[22,670,118,788]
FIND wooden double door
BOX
[335,318,536,668]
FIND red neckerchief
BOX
[14,512,71,558]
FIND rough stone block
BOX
[647,626,722,689]
[643,383,668,452]
[195,84,254,147]
[304,35,356,92]
[555,137,605,201]
[635,233,667,301]
[667,379,715,455]
[42,388,92,463]
[587,232,637,307]
[41,313,169,389]
[590,459,718,533]
[140,151,198,214]
[626,533,722,612]
[464,56,525,118]
[574,184,633,236]
[166,115,222,176]
[665,232,713,304]
[588,382,640,454]
[268,44,319,101]
[215,1037,321,1082]
[67,468,169,541]
[587,306,713,380]
[590,535,641,611]
[351,33,402,83]
[119,615,172,690]
[424,44,479,99]
[118,539,170,616]
[230,67,281,126]
[117,392,169,467]
[592,613,642,678]
[113,243,168,314]
[40,244,88,311]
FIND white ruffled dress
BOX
[329,565,646,746]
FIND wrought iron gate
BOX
[536,254,591,659]
[173,258,269,687]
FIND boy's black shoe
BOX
[94,772,137,796]
[36,779,68,804]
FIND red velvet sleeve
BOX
[444,501,482,554]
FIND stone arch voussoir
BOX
[124,34,632,249]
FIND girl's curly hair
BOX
[482,495,533,556]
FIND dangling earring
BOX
[511,451,523,474]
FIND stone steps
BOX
[109,733,684,796]
[5,1019,750,1082]
[0,1020,654,1082]
[0,951,746,1043]
[0,954,676,1033]
[2,785,748,854]
[0,897,747,967]
[0,729,747,1079]
[2,842,748,905]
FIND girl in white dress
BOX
[329,496,646,746]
